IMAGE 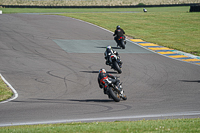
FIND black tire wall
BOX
[190,5,200,12]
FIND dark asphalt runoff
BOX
[0,14,200,126]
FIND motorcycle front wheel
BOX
[122,93,127,100]
[108,87,121,102]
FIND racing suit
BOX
[98,72,120,94]
[104,48,118,65]
[113,28,125,43]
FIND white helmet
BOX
[107,45,111,50]
[99,69,106,73]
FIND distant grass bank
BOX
[0,0,199,6]
[1,7,143,14]
[0,118,199,132]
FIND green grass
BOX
[0,118,199,132]
[0,7,143,14]
[0,76,13,102]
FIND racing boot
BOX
[111,65,113,69]
[115,82,122,91]
[103,87,107,94]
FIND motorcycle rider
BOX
[113,25,126,46]
[104,45,119,66]
[97,68,120,94]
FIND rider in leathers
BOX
[104,45,119,65]
[113,25,126,46]
[98,69,120,94]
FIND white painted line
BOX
[70,17,114,34]
[0,73,18,104]
[1,111,200,127]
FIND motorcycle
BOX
[106,78,127,102]
[110,54,122,74]
[116,35,126,49]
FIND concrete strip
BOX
[53,39,151,54]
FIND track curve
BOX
[0,14,200,126]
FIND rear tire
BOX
[113,61,122,74]
[121,40,125,49]
[108,87,120,102]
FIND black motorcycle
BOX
[116,35,126,49]
[106,77,127,102]
[110,54,122,74]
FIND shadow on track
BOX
[68,99,114,103]
[179,80,200,83]
[80,71,117,74]
[96,46,121,49]
[11,98,114,103]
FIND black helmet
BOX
[116,25,120,29]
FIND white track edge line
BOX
[0,111,200,127]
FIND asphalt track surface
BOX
[0,14,200,126]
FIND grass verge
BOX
[0,118,199,132]
[1,7,143,14]
[0,76,13,102]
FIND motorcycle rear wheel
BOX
[121,40,125,49]
[113,61,122,74]
[108,87,121,102]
